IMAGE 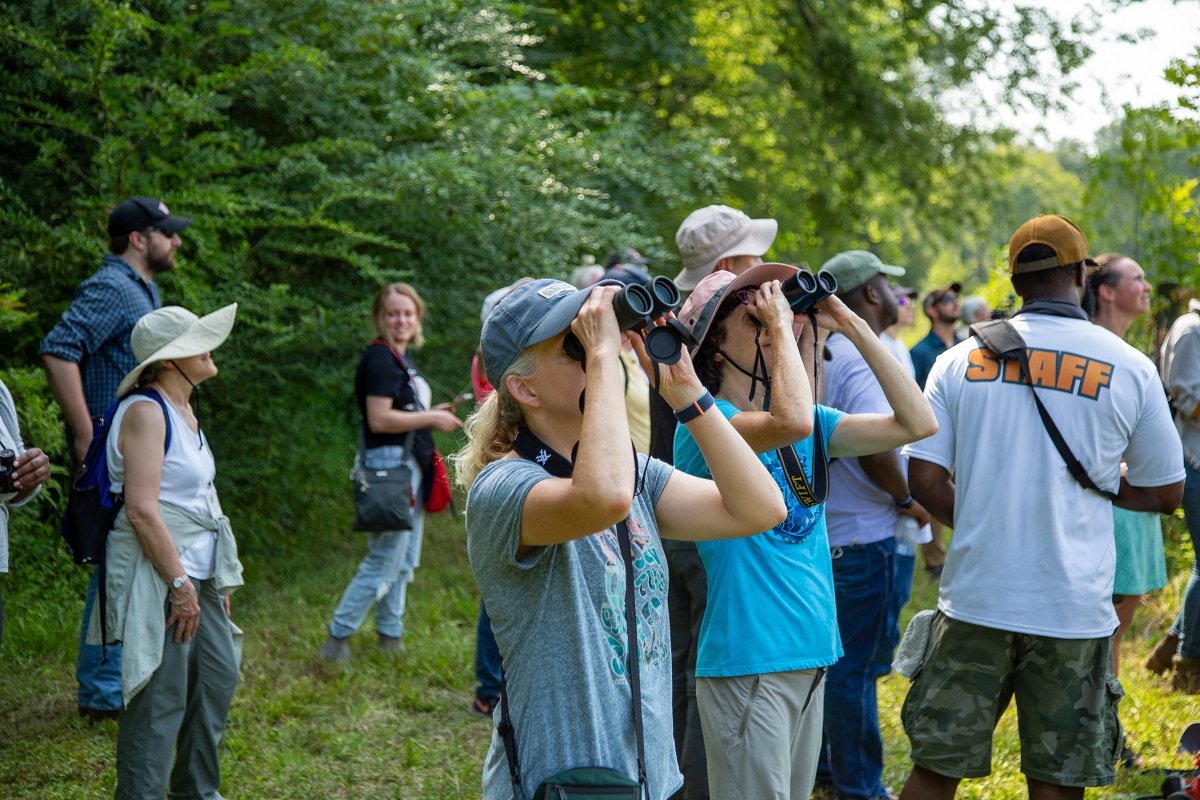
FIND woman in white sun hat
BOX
[90,303,244,800]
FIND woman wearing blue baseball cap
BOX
[453,278,786,800]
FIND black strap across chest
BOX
[970,317,1117,501]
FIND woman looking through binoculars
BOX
[453,278,787,800]
[673,263,937,800]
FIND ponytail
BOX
[452,347,537,491]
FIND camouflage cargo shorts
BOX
[901,612,1123,787]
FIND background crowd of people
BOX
[3,195,1199,800]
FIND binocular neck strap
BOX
[718,324,773,411]
[512,428,576,478]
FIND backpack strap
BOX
[970,320,1117,501]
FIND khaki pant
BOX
[697,669,825,800]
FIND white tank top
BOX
[107,393,219,579]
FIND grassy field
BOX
[2,509,1198,799]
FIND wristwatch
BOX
[169,574,189,591]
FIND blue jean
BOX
[819,538,895,799]
[329,446,424,640]
[77,566,123,711]
[1171,462,1200,658]
[474,600,501,701]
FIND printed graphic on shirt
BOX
[598,516,670,681]
[965,347,1115,400]
[766,454,823,545]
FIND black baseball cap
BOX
[108,197,192,237]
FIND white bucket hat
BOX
[117,303,238,397]
[674,205,778,291]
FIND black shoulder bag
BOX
[970,318,1117,501]
[498,429,648,800]
[352,342,417,532]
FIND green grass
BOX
[2,511,1198,798]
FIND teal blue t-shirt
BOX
[673,400,846,677]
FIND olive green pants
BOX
[114,579,239,800]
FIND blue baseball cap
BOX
[481,278,622,381]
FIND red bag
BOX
[424,450,453,513]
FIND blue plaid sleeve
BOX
[39,257,160,416]
[40,277,128,363]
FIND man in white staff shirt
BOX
[897,215,1185,800]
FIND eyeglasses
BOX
[733,287,758,305]
[936,294,959,305]
[140,227,176,238]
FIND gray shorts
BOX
[901,613,1122,787]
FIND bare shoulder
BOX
[122,398,168,432]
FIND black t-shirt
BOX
[354,342,435,469]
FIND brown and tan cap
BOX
[1007,215,1091,274]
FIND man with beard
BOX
[816,251,932,800]
[40,196,190,722]
[910,284,963,391]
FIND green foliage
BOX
[0,0,730,551]
[527,0,1097,281]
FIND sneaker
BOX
[469,696,499,719]
[1146,632,1181,674]
[378,634,405,654]
[317,633,351,662]
[78,705,120,724]
[1172,656,1200,694]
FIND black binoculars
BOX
[565,276,693,365]
[780,269,837,314]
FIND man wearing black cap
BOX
[897,216,1185,800]
[909,283,963,391]
[39,195,191,722]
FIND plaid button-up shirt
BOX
[39,255,161,420]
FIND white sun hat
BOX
[117,303,238,397]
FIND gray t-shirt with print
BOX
[467,454,682,800]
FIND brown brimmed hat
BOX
[1008,215,1093,274]
[677,262,800,353]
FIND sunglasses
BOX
[896,296,911,306]
[141,227,175,238]
[936,294,959,305]
[733,287,759,306]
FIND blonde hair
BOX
[372,282,426,349]
[452,347,538,491]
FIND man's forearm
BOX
[1115,478,1183,514]
[41,355,93,450]
[910,459,955,527]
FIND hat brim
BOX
[687,262,799,353]
[879,264,906,277]
[674,218,779,291]
[116,303,237,397]
[159,214,192,234]
[523,279,626,353]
